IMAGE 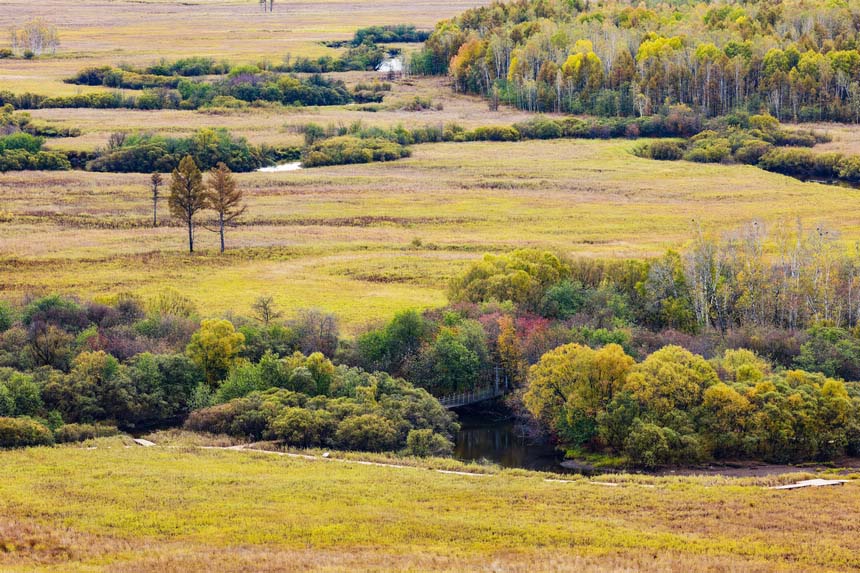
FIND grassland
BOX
[3,137,860,331]
[3,0,860,333]
[0,0,486,94]
[0,439,857,572]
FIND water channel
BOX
[452,405,569,472]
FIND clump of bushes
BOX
[86,128,279,173]
[638,140,684,160]
[66,66,182,90]
[54,423,119,443]
[185,352,458,454]
[467,125,520,142]
[0,131,72,173]
[302,136,410,167]
[632,112,850,180]
[525,343,860,468]
[0,417,54,448]
[397,96,442,112]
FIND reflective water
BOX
[257,161,302,172]
[453,412,567,472]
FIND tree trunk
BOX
[219,213,225,253]
[188,218,194,253]
[153,197,158,227]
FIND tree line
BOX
[413,0,860,122]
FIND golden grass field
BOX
[1,0,860,335]
[0,438,858,572]
[0,0,487,94]
[3,136,860,330]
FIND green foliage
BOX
[334,414,398,451]
[356,310,429,373]
[526,341,860,467]
[54,423,119,443]
[87,128,273,173]
[795,325,860,380]
[642,140,684,160]
[449,249,571,311]
[0,302,14,333]
[0,417,53,448]
[352,24,429,45]
[524,343,634,447]
[66,66,181,89]
[186,320,245,387]
[0,368,41,417]
[301,136,411,168]
[186,357,457,453]
[405,428,453,456]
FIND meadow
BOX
[3,136,860,331]
[4,1,860,331]
[0,438,858,572]
[4,2,860,571]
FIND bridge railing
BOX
[438,386,505,409]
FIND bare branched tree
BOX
[150,172,163,227]
[252,296,283,326]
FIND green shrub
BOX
[733,140,772,164]
[0,301,14,332]
[54,423,119,443]
[467,125,521,141]
[271,407,335,447]
[334,414,398,451]
[0,132,44,153]
[683,136,731,162]
[405,428,453,456]
[0,417,54,448]
[514,117,564,139]
[301,136,410,168]
[623,420,671,469]
[646,140,684,160]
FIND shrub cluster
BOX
[0,130,71,172]
[301,136,410,167]
[0,417,53,448]
[54,423,119,443]
[86,128,281,173]
[66,66,182,90]
[186,352,457,454]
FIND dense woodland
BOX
[413,0,860,122]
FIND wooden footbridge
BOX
[438,368,512,409]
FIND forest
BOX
[413,0,860,121]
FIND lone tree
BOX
[205,162,245,253]
[252,295,283,326]
[150,172,163,227]
[169,156,207,253]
